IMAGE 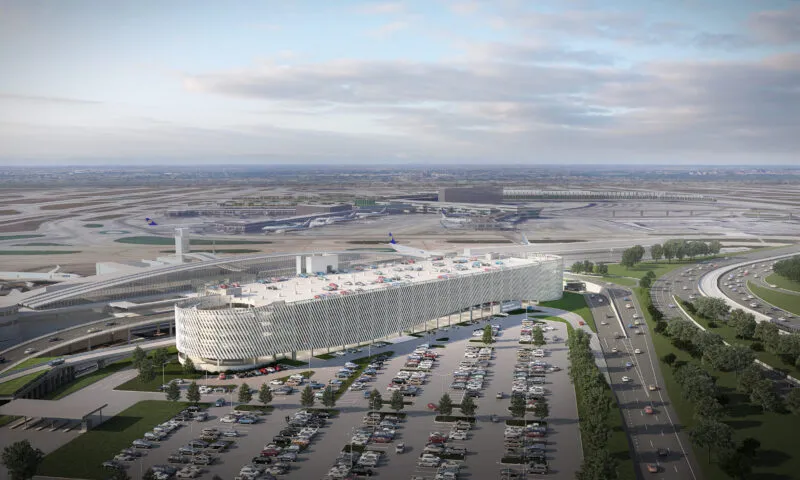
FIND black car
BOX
[657,448,670,457]
[350,465,374,476]
[101,461,124,471]
[49,337,61,342]
[252,456,272,465]
[402,387,420,397]
[105,321,117,327]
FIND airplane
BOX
[309,211,359,228]
[387,233,445,258]
[262,219,312,233]
[520,232,531,245]
[356,207,388,219]
[145,217,158,226]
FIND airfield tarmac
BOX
[0,185,798,277]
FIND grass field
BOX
[43,361,133,400]
[115,236,272,246]
[38,401,201,480]
[0,234,44,241]
[115,360,202,392]
[314,353,336,360]
[749,281,800,316]
[83,223,104,228]
[10,242,70,246]
[0,415,19,427]
[0,371,46,395]
[607,261,699,280]
[8,356,59,371]
[637,287,800,480]
[0,250,81,255]
[539,292,596,332]
[765,274,800,293]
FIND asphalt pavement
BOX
[587,290,701,480]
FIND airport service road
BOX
[587,290,701,480]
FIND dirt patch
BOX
[0,215,73,232]
[39,201,109,211]
[0,210,20,215]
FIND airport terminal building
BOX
[174,252,563,372]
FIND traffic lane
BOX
[603,289,694,479]
[613,287,700,480]
[1,314,173,367]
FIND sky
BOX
[0,0,798,165]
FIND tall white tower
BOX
[175,228,190,261]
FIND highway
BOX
[587,290,700,480]
[0,313,174,375]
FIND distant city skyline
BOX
[1,0,798,165]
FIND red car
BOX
[427,403,438,411]
[578,321,585,326]
[644,406,654,415]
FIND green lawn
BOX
[765,273,800,293]
[637,287,800,480]
[0,371,46,395]
[43,361,133,400]
[0,250,81,255]
[114,236,272,246]
[749,281,800,316]
[277,358,309,367]
[38,401,202,480]
[607,261,697,280]
[115,361,202,392]
[601,275,639,287]
[11,242,70,247]
[0,415,19,427]
[8,356,59,372]
[539,292,596,332]
[314,353,336,360]
[0,234,44,241]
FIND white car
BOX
[23,348,36,355]
[634,348,642,354]
[611,347,618,353]
[269,379,284,385]
[600,321,608,326]
[621,376,631,382]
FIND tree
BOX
[1,440,44,480]
[663,241,675,263]
[663,352,677,366]
[132,346,147,370]
[571,262,584,273]
[370,390,383,411]
[729,310,756,339]
[142,469,157,480]
[749,378,782,412]
[533,398,549,421]
[737,365,763,395]
[639,276,652,289]
[459,394,476,417]
[258,383,273,407]
[482,324,493,345]
[186,381,200,405]
[620,248,638,268]
[654,320,668,335]
[300,385,315,408]
[786,387,800,415]
[390,389,405,413]
[438,392,454,416]
[321,386,337,408]
[693,395,723,421]
[532,328,546,346]
[728,345,755,376]
[107,469,131,480]
[694,297,730,321]
[582,260,594,274]
[689,418,734,463]
[238,382,252,404]
[650,244,663,261]
[509,394,526,419]
[138,358,155,383]
[151,347,168,369]
[166,381,181,402]
[595,263,608,275]
[182,357,195,375]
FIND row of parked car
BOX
[236,409,332,479]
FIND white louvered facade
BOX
[176,254,562,372]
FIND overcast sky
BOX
[1,0,798,165]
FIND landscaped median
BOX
[334,351,394,401]
[748,281,800,316]
[38,400,208,480]
[539,292,596,332]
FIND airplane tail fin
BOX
[148,221,158,226]
[520,232,530,245]
[389,232,397,244]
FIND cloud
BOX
[366,21,409,37]
[0,93,102,105]
[449,2,480,15]
[357,2,406,15]
[748,5,800,45]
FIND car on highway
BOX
[23,348,36,355]
[87,328,102,333]
[48,337,61,342]
[601,321,608,325]
[611,347,618,353]
[648,384,658,391]
[625,362,633,368]
[634,349,642,354]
